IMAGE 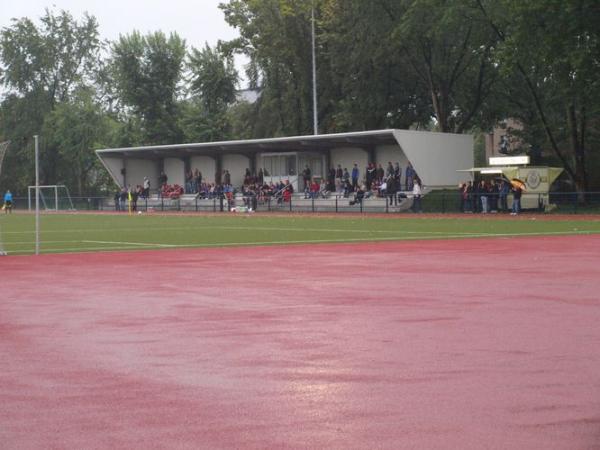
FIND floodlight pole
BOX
[34,135,40,255]
[311,5,318,135]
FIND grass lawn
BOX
[1,212,600,255]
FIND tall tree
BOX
[42,88,115,195]
[188,44,238,116]
[389,0,500,133]
[179,43,239,142]
[476,0,600,193]
[0,9,101,191]
[111,31,186,145]
[320,0,431,131]
[221,0,318,136]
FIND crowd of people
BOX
[459,179,522,215]
[301,161,422,211]
[113,162,424,211]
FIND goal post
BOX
[0,141,10,255]
[28,185,75,211]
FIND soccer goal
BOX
[28,185,75,211]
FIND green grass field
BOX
[1,212,600,255]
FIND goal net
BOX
[28,185,75,211]
[0,141,9,255]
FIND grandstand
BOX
[95,129,473,195]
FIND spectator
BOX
[479,180,488,213]
[405,163,415,191]
[194,169,202,193]
[387,175,398,206]
[120,187,128,211]
[412,176,422,212]
[258,168,264,185]
[343,167,350,184]
[310,179,321,199]
[114,190,121,211]
[461,181,473,212]
[328,167,336,191]
[386,161,394,178]
[459,183,466,212]
[394,162,402,187]
[158,171,168,188]
[302,165,312,187]
[366,163,376,190]
[349,184,365,207]
[335,164,343,181]
[142,176,150,198]
[489,180,499,213]
[351,163,359,190]
[376,164,385,182]
[511,184,522,215]
[499,180,509,212]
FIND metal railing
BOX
[7,191,600,215]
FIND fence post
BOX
[312,196,315,213]
[385,196,389,213]
[289,196,293,212]
[161,197,164,211]
[144,197,148,212]
[195,197,198,212]
[335,196,338,213]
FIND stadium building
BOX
[95,129,473,193]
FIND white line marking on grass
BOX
[81,240,177,248]
[5,224,600,237]
[7,230,599,255]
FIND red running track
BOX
[1,235,600,449]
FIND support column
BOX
[214,153,222,185]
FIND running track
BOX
[1,235,600,449]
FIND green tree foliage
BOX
[111,31,186,145]
[179,43,239,142]
[1,3,599,195]
[391,0,501,133]
[320,0,432,131]
[42,88,115,195]
[220,0,318,136]
[0,9,101,193]
[476,0,600,191]
[188,44,238,115]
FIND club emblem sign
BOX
[526,170,541,189]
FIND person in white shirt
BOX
[412,177,422,212]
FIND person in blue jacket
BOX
[3,190,13,213]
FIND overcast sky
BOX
[1,0,249,86]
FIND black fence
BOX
[7,191,600,215]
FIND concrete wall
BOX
[190,156,216,184]
[124,159,159,190]
[393,130,473,188]
[100,156,125,187]
[164,158,185,187]
[222,154,250,187]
